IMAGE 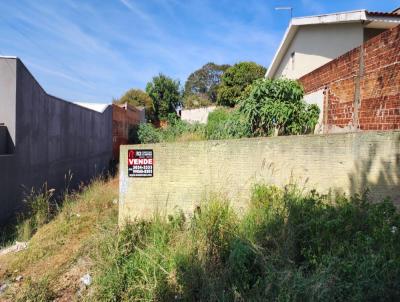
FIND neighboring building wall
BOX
[112,103,145,160]
[0,58,16,144]
[274,23,364,79]
[0,126,14,154]
[299,25,400,133]
[119,131,400,223]
[181,106,216,124]
[304,89,325,133]
[0,58,113,223]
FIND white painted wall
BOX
[274,23,364,79]
[304,89,325,134]
[181,106,216,124]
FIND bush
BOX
[91,186,400,301]
[137,123,162,144]
[205,108,251,140]
[239,78,320,136]
[204,108,231,139]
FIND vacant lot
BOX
[0,179,399,301]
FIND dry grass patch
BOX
[0,177,118,301]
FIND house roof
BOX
[266,9,400,78]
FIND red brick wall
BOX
[112,104,144,160]
[299,25,400,133]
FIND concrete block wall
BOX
[0,57,113,223]
[119,131,400,223]
[299,25,400,133]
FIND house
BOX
[266,9,400,80]
[266,8,400,134]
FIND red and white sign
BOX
[128,149,153,177]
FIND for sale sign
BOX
[128,149,153,177]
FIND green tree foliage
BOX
[146,74,181,121]
[183,94,212,109]
[239,78,320,136]
[217,62,267,107]
[114,89,154,121]
[184,62,230,105]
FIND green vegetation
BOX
[146,74,181,121]
[113,89,155,121]
[2,177,399,301]
[183,94,212,109]
[184,62,230,106]
[217,62,267,107]
[91,185,400,301]
[0,178,118,301]
[238,78,320,136]
[137,78,319,143]
[138,116,205,143]
[204,108,250,140]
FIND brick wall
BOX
[112,104,145,160]
[299,25,400,133]
[119,131,400,223]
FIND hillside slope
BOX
[0,178,118,301]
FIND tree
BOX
[183,94,212,109]
[238,78,320,136]
[184,62,230,104]
[145,74,181,121]
[114,89,154,121]
[217,62,267,107]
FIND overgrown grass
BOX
[0,177,118,301]
[137,108,249,144]
[138,118,206,143]
[2,180,399,301]
[89,185,400,301]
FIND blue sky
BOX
[0,0,399,103]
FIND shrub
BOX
[205,108,251,140]
[238,78,320,136]
[137,123,162,144]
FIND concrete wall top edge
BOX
[120,130,400,151]
[15,58,109,116]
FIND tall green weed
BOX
[91,186,400,301]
